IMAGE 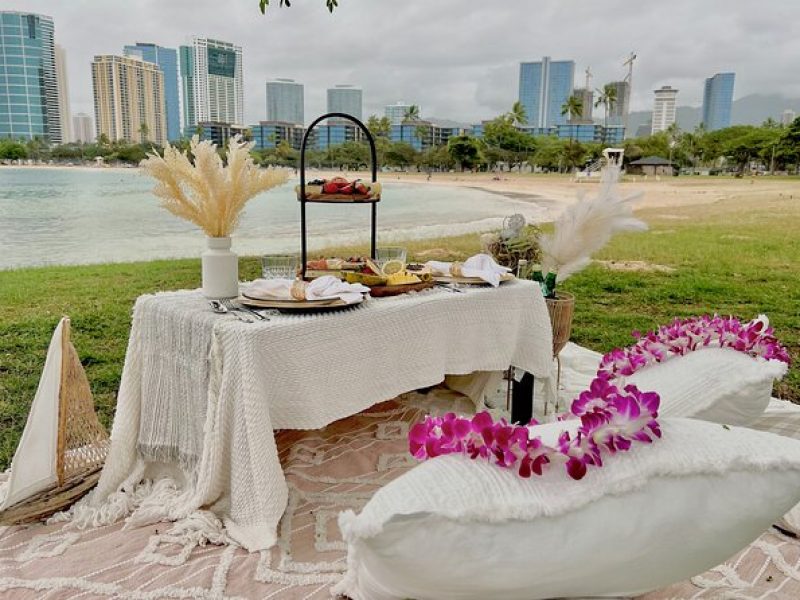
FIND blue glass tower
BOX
[0,11,61,143]
[518,57,575,128]
[124,43,181,141]
[266,78,304,125]
[702,72,735,132]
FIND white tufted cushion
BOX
[335,418,800,600]
[627,347,787,425]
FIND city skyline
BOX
[6,0,799,127]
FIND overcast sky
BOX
[5,0,800,125]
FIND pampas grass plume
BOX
[539,166,648,281]
[140,135,289,238]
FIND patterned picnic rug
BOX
[1,393,799,599]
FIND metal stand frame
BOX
[299,113,379,280]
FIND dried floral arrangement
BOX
[480,223,542,275]
[481,166,647,298]
[140,135,289,238]
[536,165,647,297]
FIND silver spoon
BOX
[209,300,253,322]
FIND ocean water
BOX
[0,167,550,270]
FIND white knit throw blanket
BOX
[67,281,553,551]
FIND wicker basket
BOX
[546,292,575,357]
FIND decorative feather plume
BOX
[539,164,647,281]
[140,135,289,238]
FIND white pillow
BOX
[626,347,787,425]
[335,418,800,600]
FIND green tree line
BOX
[4,113,800,174]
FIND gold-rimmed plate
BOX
[433,273,515,285]
[237,295,364,313]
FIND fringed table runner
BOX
[77,281,553,550]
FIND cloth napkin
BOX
[245,275,369,304]
[425,253,511,287]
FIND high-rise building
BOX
[72,112,94,143]
[0,11,62,143]
[265,78,304,125]
[179,37,243,134]
[701,72,735,131]
[783,109,797,127]
[54,44,72,143]
[389,119,467,151]
[92,55,167,146]
[571,88,593,122]
[196,121,248,147]
[251,120,307,150]
[651,86,678,134]
[606,80,629,128]
[385,101,416,125]
[518,57,575,128]
[124,43,181,141]
[327,85,362,120]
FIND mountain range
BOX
[625,93,800,136]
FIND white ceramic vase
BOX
[202,236,239,298]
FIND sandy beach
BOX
[8,163,800,216]
[330,170,800,213]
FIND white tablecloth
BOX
[80,281,553,551]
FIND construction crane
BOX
[622,52,636,135]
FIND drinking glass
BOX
[261,254,299,279]
[375,246,407,271]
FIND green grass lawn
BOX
[0,193,798,470]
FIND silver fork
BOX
[436,282,465,293]
[220,298,268,321]
[209,300,253,323]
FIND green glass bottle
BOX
[530,263,544,283]
[542,271,557,299]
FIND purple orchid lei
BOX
[408,314,790,482]
[597,314,791,380]
[409,379,661,481]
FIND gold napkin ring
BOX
[291,280,308,301]
[450,262,464,278]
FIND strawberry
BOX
[323,181,339,194]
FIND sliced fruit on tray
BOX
[386,272,422,285]
[381,259,405,275]
[344,272,388,286]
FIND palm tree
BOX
[509,101,527,126]
[138,122,149,144]
[414,124,429,151]
[666,122,681,165]
[366,115,391,138]
[404,105,420,122]
[594,83,618,144]
[560,95,584,165]
[561,95,583,124]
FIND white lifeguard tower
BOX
[603,147,625,167]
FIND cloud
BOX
[15,0,800,125]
